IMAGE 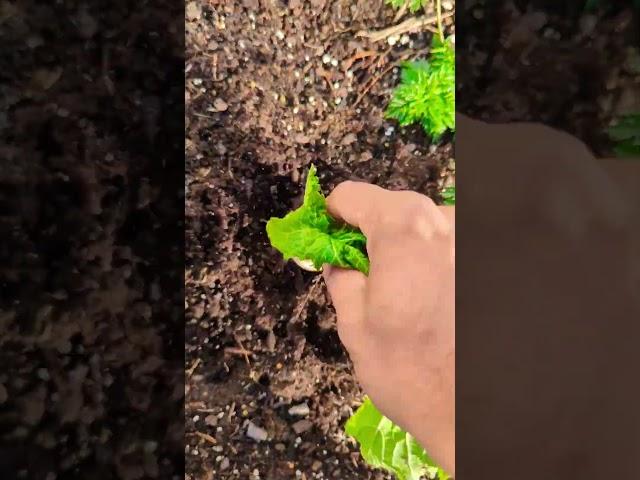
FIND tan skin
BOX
[322,115,637,478]
[323,184,456,475]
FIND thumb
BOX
[323,265,367,352]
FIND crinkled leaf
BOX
[266,165,370,274]
[346,398,449,480]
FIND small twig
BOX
[187,358,201,377]
[342,50,378,72]
[352,47,430,109]
[230,334,252,366]
[224,346,254,359]
[292,277,321,323]
[352,63,396,108]
[189,431,217,445]
[393,1,409,22]
[356,12,454,43]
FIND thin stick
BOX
[352,47,429,109]
[232,334,252,366]
[435,0,444,41]
[190,431,217,445]
[393,1,409,22]
[352,63,396,108]
[292,277,321,323]
[356,12,454,43]
[187,358,201,377]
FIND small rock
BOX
[292,419,313,434]
[442,0,453,10]
[246,421,268,442]
[312,460,323,472]
[186,1,201,21]
[322,54,331,64]
[387,35,398,46]
[275,443,286,452]
[220,457,230,470]
[341,133,357,146]
[213,99,228,112]
[266,330,276,352]
[275,30,285,40]
[295,133,311,144]
[288,403,310,417]
[205,414,218,427]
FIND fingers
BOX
[323,265,366,352]
[326,181,450,239]
[325,181,390,236]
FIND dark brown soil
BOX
[185,0,454,479]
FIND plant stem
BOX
[435,0,444,40]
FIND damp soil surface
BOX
[185,0,454,479]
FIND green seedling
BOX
[266,165,369,274]
[386,35,455,140]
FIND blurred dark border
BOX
[0,1,184,478]
[457,1,640,478]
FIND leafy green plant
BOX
[266,165,370,274]
[441,186,455,205]
[346,398,449,480]
[386,0,426,13]
[608,113,640,157]
[386,35,455,140]
[267,166,450,480]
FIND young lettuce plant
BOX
[267,166,449,480]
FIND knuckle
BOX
[397,192,434,233]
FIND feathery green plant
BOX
[385,35,455,140]
[608,113,640,157]
[441,186,456,205]
[386,0,427,13]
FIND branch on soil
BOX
[356,11,454,43]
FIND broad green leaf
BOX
[266,165,370,274]
[346,398,449,480]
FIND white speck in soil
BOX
[275,30,285,40]
[322,54,331,64]
[387,35,398,46]
[247,421,269,442]
[330,58,338,67]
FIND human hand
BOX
[322,182,455,476]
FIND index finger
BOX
[325,181,390,237]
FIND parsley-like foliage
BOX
[386,0,426,13]
[266,165,370,274]
[608,113,640,157]
[386,35,455,140]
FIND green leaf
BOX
[266,165,370,274]
[386,36,455,140]
[441,186,456,206]
[346,398,449,480]
[385,0,426,13]
[608,113,640,158]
